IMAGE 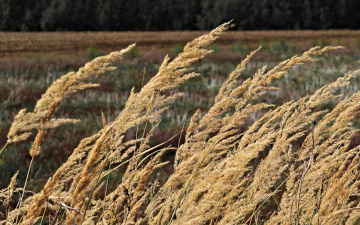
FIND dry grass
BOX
[0,23,359,225]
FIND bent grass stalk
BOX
[0,142,8,156]
[14,156,34,224]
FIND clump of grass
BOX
[232,40,248,54]
[258,40,268,50]
[172,43,184,56]
[271,39,290,52]
[86,47,105,60]
[125,45,140,59]
[1,22,359,225]
[312,39,331,48]
[208,43,220,53]
[271,39,297,54]
[356,39,360,50]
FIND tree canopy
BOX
[0,0,359,31]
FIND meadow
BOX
[0,24,359,224]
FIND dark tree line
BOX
[1,0,359,31]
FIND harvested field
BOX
[1,30,360,71]
[1,30,360,53]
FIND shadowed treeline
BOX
[1,0,360,31]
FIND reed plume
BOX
[4,44,135,157]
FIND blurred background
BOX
[1,0,360,189]
[1,0,360,31]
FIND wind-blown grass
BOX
[0,23,359,225]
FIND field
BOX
[1,30,360,70]
[0,26,359,224]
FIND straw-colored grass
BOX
[1,23,359,225]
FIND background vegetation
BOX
[1,0,360,31]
